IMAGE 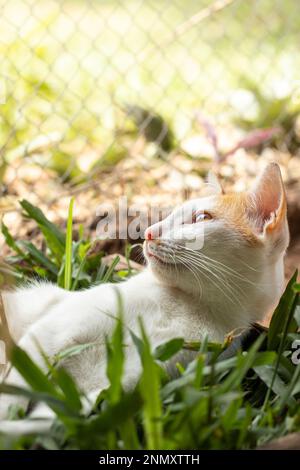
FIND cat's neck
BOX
[117,268,248,342]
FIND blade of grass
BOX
[138,317,163,450]
[71,255,87,291]
[20,241,58,276]
[261,291,299,415]
[20,200,65,260]
[100,256,120,283]
[10,346,60,397]
[106,291,124,404]
[0,383,75,417]
[268,270,298,350]
[277,363,300,411]
[1,222,26,258]
[64,197,74,290]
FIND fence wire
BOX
[0,0,300,217]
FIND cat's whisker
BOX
[158,240,249,300]
[169,250,181,287]
[180,252,248,305]
[175,244,262,288]
[175,256,203,301]
[181,246,251,280]
[177,254,238,308]
[180,252,249,299]
[177,252,245,309]
[148,240,268,303]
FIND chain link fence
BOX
[1,0,300,226]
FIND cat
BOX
[0,162,289,424]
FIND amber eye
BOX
[192,211,213,223]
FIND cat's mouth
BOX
[148,252,172,265]
[145,244,173,266]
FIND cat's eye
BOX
[192,211,212,223]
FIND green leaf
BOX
[254,365,287,397]
[20,241,58,276]
[268,270,298,350]
[129,329,144,358]
[154,338,184,362]
[51,367,82,413]
[100,256,120,283]
[71,255,87,291]
[221,397,242,432]
[53,342,99,363]
[9,346,82,418]
[82,390,141,435]
[1,222,26,258]
[106,292,124,405]
[262,277,299,412]
[277,363,300,411]
[138,318,162,450]
[220,334,266,393]
[64,197,74,290]
[20,199,65,260]
[0,383,75,417]
[10,346,59,398]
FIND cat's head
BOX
[143,162,289,326]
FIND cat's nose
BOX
[145,223,162,240]
[145,228,153,240]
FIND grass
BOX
[64,197,74,290]
[0,199,300,450]
[1,199,131,288]
[0,0,300,450]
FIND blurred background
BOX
[0,0,299,275]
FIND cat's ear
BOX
[248,162,287,236]
[203,171,224,196]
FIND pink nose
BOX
[145,228,153,240]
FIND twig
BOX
[138,0,237,61]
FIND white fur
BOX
[0,164,289,424]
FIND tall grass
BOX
[0,199,299,450]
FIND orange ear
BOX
[248,162,287,234]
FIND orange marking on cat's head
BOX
[213,192,261,245]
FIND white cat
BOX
[0,162,289,424]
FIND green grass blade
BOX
[64,197,74,290]
[71,255,87,291]
[268,270,298,350]
[1,222,26,258]
[154,338,184,362]
[219,334,266,393]
[106,291,124,405]
[100,256,120,283]
[138,318,163,450]
[51,367,82,413]
[0,383,75,417]
[20,241,58,276]
[261,291,299,413]
[20,199,65,260]
[11,346,60,397]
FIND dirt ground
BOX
[0,146,299,281]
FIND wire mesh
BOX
[0,0,299,220]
